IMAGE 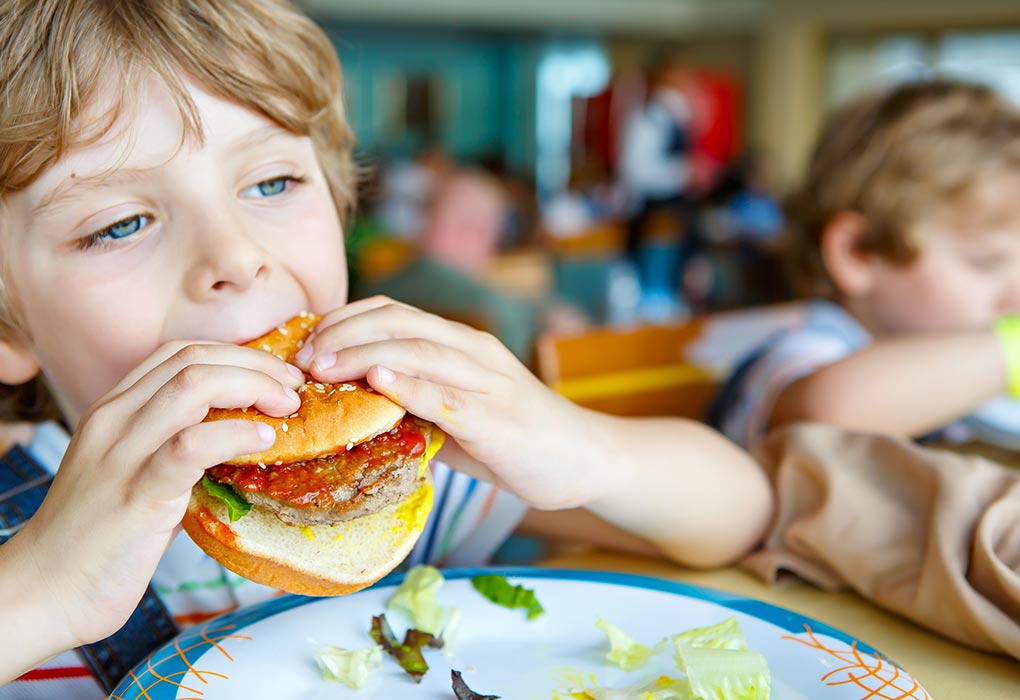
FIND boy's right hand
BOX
[12,341,303,652]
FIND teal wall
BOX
[321,25,539,174]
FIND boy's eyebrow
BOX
[32,125,295,218]
[32,167,157,218]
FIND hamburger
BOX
[182,312,443,596]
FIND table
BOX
[538,549,1020,699]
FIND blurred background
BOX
[296,0,1020,367]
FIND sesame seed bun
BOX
[187,313,438,596]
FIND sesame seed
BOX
[275,460,282,466]
[261,343,271,351]
[281,422,289,432]
[258,461,266,469]
[346,441,353,451]
[289,412,299,418]
[279,327,289,335]
[315,383,325,390]
[299,311,311,318]
[296,340,304,348]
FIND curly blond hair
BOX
[786,79,1020,298]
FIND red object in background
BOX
[689,70,742,167]
[576,68,743,191]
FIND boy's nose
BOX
[185,215,269,299]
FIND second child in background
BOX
[711,80,1020,449]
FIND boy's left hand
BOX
[295,296,596,510]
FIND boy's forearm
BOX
[0,529,76,683]
[580,412,773,568]
[773,330,1005,438]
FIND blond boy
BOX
[0,0,771,693]
[712,80,1020,447]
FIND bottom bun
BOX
[182,471,433,596]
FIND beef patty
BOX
[207,417,433,527]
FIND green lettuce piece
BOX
[470,575,545,620]
[671,617,747,652]
[387,565,462,639]
[312,643,382,689]
[595,617,654,671]
[674,645,770,700]
[201,476,251,522]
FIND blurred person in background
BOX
[356,169,587,363]
[618,52,699,320]
[710,80,1020,453]
[373,143,454,240]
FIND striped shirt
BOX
[710,299,1020,449]
[3,424,527,699]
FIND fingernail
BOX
[285,364,304,382]
[283,386,301,403]
[313,353,336,372]
[255,422,275,445]
[376,366,396,384]
[295,342,313,365]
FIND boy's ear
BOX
[0,339,40,385]
[820,211,878,298]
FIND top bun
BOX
[205,313,406,466]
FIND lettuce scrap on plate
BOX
[470,574,545,620]
[310,642,381,689]
[387,565,462,641]
[562,616,771,700]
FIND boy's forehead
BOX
[25,79,297,216]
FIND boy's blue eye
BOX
[78,214,151,250]
[108,216,145,239]
[241,176,297,198]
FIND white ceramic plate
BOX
[109,568,930,700]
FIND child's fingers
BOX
[106,364,296,474]
[310,337,502,391]
[132,419,276,509]
[314,295,415,327]
[365,364,483,436]
[300,304,499,375]
[104,343,304,416]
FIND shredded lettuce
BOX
[595,617,655,671]
[470,574,545,620]
[674,645,770,700]
[201,476,251,522]
[387,565,462,641]
[671,617,747,652]
[311,642,382,689]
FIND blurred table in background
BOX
[538,549,1020,700]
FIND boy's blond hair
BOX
[786,79,1020,298]
[0,0,356,420]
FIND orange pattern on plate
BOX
[783,625,930,700]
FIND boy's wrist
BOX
[0,527,77,681]
[994,315,1020,399]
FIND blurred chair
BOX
[534,303,805,419]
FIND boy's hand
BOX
[296,297,599,511]
[17,342,303,650]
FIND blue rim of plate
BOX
[110,566,889,699]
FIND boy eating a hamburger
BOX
[0,0,772,694]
